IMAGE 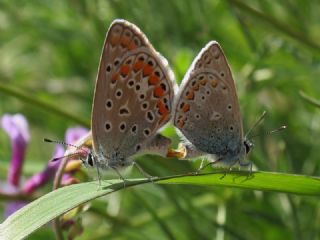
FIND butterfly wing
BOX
[92,20,175,165]
[173,41,244,160]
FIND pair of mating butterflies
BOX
[79,19,254,174]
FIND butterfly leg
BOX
[239,160,253,179]
[220,160,243,180]
[95,162,102,186]
[111,167,127,188]
[132,161,156,182]
[193,161,213,175]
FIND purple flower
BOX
[22,145,65,194]
[21,126,89,194]
[1,114,30,187]
[4,201,26,217]
[65,127,89,145]
[61,173,79,186]
[1,113,89,217]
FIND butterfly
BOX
[83,19,176,177]
[172,41,253,170]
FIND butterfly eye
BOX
[244,140,254,154]
[86,154,94,167]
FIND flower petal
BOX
[1,114,30,187]
[22,145,64,194]
[65,127,89,145]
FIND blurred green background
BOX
[1,0,320,239]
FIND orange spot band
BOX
[128,42,137,50]
[143,64,153,76]
[149,74,160,85]
[182,103,190,113]
[110,35,120,46]
[154,86,165,98]
[111,73,119,83]
[157,100,169,115]
[120,64,130,76]
[186,90,194,100]
[133,60,144,72]
[120,36,130,48]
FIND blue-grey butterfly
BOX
[85,19,176,176]
[172,41,253,170]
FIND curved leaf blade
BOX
[158,171,320,195]
[1,171,319,240]
[0,179,148,240]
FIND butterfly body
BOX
[90,20,175,170]
[173,41,252,167]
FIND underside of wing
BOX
[92,20,175,160]
[174,41,243,156]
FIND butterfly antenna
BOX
[251,125,287,139]
[44,138,81,150]
[44,138,89,161]
[245,111,267,138]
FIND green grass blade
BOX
[299,91,320,109]
[1,171,319,240]
[158,171,320,195]
[0,84,90,128]
[0,179,148,240]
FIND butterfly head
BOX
[243,138,254,155]
[82,150,131,169]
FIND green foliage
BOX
[1,172,320,240]
[1,1,320,239]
